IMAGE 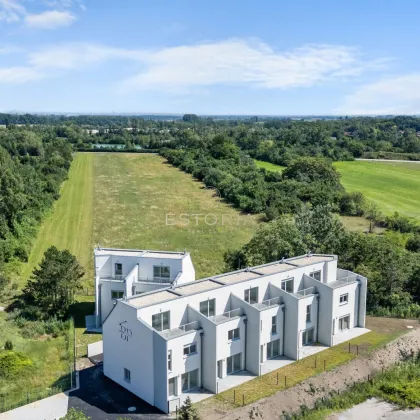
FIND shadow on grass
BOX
[69,302,95,328]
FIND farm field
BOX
[334,161,420,220]
[254,159,285,172]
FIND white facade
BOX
[102,253,368,413]
[91,247,196,328]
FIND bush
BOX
[4,340,13,350]
[0,351,32,379]
[406,234,420,253]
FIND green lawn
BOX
[254,159,285,172]
[334,161,420,220]
[21,153,94,287]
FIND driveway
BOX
[68,365,169,420]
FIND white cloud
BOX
[26,39,385,93]
[336,73,420,115]
[0,39,388,92]
[0,0,25,22]
[25,9,76,29]
[0,66,43,83]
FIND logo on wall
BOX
[119,321,133,341]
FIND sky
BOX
[0,0,419,115]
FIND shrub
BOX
[4,340,13,350]
[0,351,32,379]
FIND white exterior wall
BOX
[176,254,196,285]
[103,303,155,406]
[100,280,125,324]
[332,282,359,335]
[259,305,284,365]
[297,295,318,350]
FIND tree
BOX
[178,396,200,420]
[364,202,383,233]
[406,234,420,253]
[24,246,84,319]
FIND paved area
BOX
[68,365,167,419]
[0,392,69,420]
[329,398,420,419]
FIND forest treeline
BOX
[0,126,73,281]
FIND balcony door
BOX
[302,327,315,346]
[226,353,242,375]
[339,315,350,332]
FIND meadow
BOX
[334,161,420,220]
[255,159,420,221]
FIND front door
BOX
[339,315,350,331]
[302,328,315,346]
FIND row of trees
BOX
[225,206,420,317]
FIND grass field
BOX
[254,159,285,172]
[334,161,420,220]
[255,158,420,221]
[93,153,259,279]
[20,153,94,286]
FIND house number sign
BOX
[119,321,133,341]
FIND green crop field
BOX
[334,161,420,220]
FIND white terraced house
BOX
[87,247,196,330]
[100,251,368,413]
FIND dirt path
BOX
[200,327,420,420]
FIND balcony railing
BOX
[210,308,243,324]
[328,275,359,289]
[294,286,317,298]
[159,321,200,339]
[137,276,174,284]
[253,297,281,310]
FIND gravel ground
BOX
[200,326,420,420]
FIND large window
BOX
[152,311,170,331]
[115,263,123,276]
[168,377,177,396]
[281,278,294,293]
[111,290,124,300]
[302,328,315,346]
[271,316,277,334]
[306,304,311,323]
[181,369,199,392]
[199,298,215,317]
[226,353,242,374]
[124,368,131,383]
[267,339,280,359]
[153,265,170,280]
[339,315,350,331]
[183,342,197,357]
[244,286,258,304]
[340,294,349,305]
[310,271,321,281]
[228,328,240,341]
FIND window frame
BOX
[111,290,124,300]
[168,377,177,397]
[271,315,277,334]
[124,368,131,383]
[244,286,259,304]
[339,293,349,305]
[183,342,197,357]
[228,327,240,341]
[167,350,172,371]
[306,304,311,323]
[152,310,170,332]
[199,298,215,317]
[115,263,123,276]
[310,270,322,281]
[153,265,171,280]
[281,278,294,293]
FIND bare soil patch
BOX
[199,325,420,420]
